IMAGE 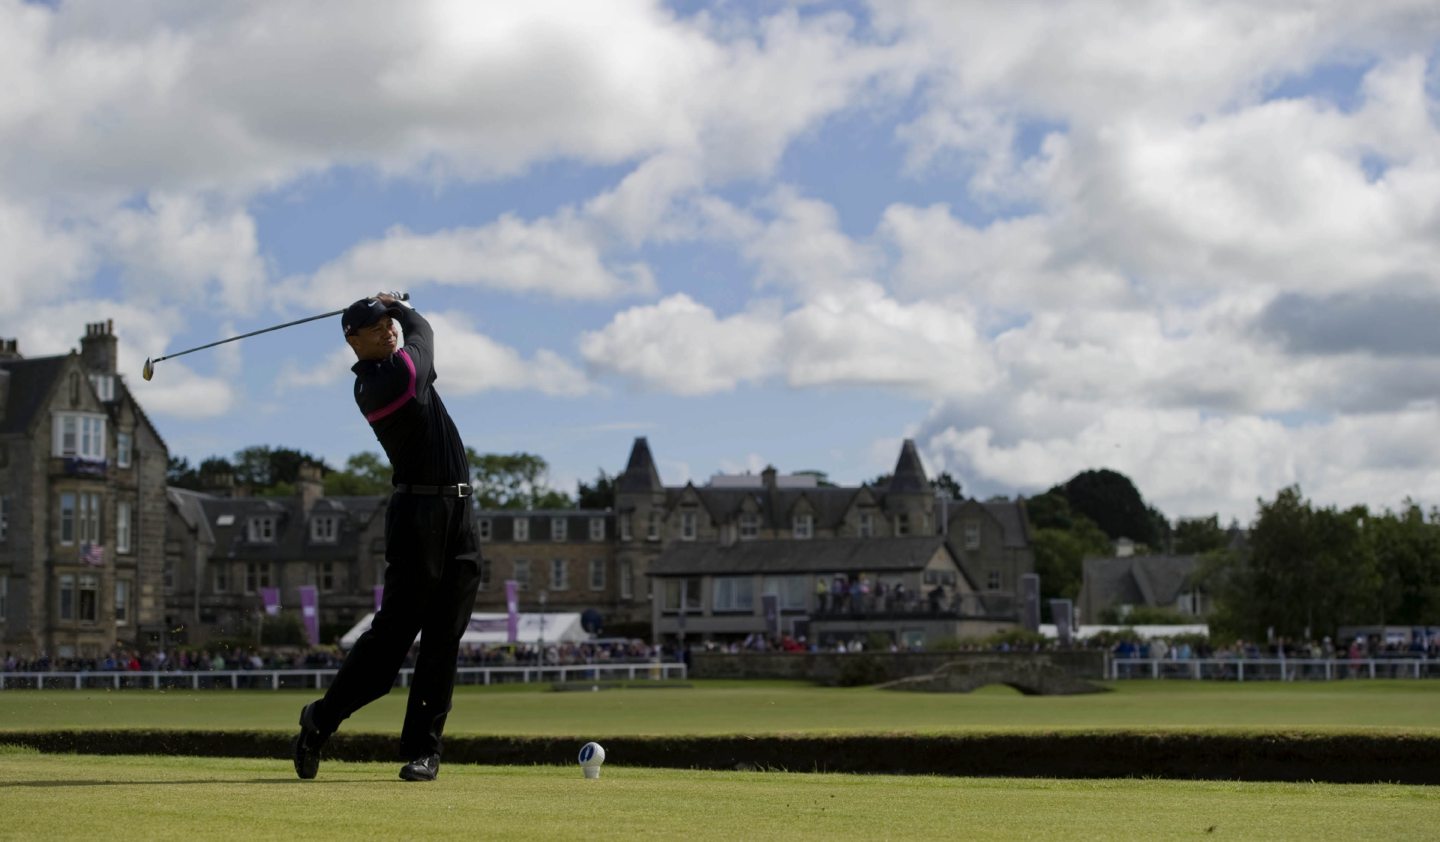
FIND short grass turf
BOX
[2,680,1438,737]
[0,748,1434,841]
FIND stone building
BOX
[163,465,387,645]
[0,322,169,658]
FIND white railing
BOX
[1107,657,1439,681]
[0,661,688,691]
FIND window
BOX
[76,575,98,622]
[680,511,697,541]
[589,518,605,541]
[116,501,132,554]
[661,577,703,612]
[513,560,531,591]
[79,493,102,544]
[513,518,530,542]
[478,558,492,591]
[59,493,76,544]
[550,558,569,590]
[739,512,759,540]
[310,516,337,543]
[858,512,873,538]
[987,570,1002,591]
[478,518,492,542]
[646,511,660,541]
[248,516,276,543]
[114,579,130,625]
[59,575,75,620]
[792,514,813,540]
[619,560,633,599]
[244,562,273,593]
[763,575,809,610]
[964,523,981,550]
[0,496,8,542]
[321,562,335,592]
[0,575,7,622]
[53,413,106,460]
[163,559,175,593]
[712,576,755,612]
[589,559,605,591]
[895,512,911,536]
[116,432,132,468]
[551,517,567,542]
[924,569,958,587]
[90,374,114,402]
[213,563,228,593]
[619,513,632,541]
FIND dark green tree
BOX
[576,470,616,510]
[1173,515,1229,555]
[1060,469,1160,547]
[466,450,574,509]
[933,471,963,500]
[324,452,392,496]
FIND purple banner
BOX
[260,587,281,617]
[505,580,519,643]
[373,585,384,613]
[298,585,319,647]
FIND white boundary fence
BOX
[1108,657,1439,681]
[0,661,688,691]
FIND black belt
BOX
[393,483,473,497]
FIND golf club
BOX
[142,292,409,381]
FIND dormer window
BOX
[89,374,114,402]
[311,515,338,543]
[551,517,567,542]
[964,523,981,550]
[680,511,697,541]
[248,516,276,543]
[513,518,530,542]
[793,514,813,539]
[589,517,605,541]
[858,512,873,538]
[739,512,759,540]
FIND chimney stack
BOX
[297,462,324,513]
[80,321,118,374]
[0,338,20,361]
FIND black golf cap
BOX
[341,298,389,336]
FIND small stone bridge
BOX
[878,656,1108,695]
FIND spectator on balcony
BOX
[815,576,829,612]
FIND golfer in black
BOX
[293,292,481,782]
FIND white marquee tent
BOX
[339,611,589,649]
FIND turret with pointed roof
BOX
[618,437,663,494]
[887,439,932,495]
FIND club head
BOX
[142,358,154,381]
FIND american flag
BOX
[81,542,105,567]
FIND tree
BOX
[1173,515,1229,555]
[324,452,392,496]
[167,456,201,489]
[933,471,963,500]
[466,450,574,509]
[1060,469,1160,547]
[576,470,616,510]
[1024,489,1112,617]
[232,445,327,490]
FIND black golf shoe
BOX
[292,701,327,780]
[399,754,440,782]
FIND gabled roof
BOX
[1082,554,1201,609]
[0,355,68,435]
[167,487,216,546]
[190,493,381,561]
[887,438,931,494]
[981,500,1031,548]
[650,536,952,576]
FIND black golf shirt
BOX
[351,305,469,486]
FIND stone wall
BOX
[691,650,1106,686]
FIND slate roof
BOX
[1082,554,1201,609]
[649,536,951,577]
[617,437,662,493]
[981,500,1031,548]
[887,439,931,494]
[0,355,67,434]
[183,492,386,561]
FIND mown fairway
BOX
[2,680,1438,737]
[0,749,1435,841]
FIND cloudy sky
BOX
[4,0,1438,524]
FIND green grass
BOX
[2,680,1438,737]
[0,751,1435,841]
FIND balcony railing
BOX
[811,592,1016,620]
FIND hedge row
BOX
[4,730,1438,784]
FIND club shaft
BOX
[151,309,343,364]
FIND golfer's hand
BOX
[375,291,398,306]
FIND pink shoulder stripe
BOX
[365,348,417,423]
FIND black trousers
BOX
[312,492,481,758]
